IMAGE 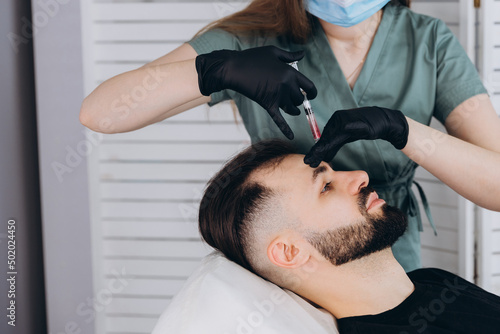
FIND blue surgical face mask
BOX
[306,0,390,28]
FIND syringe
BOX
[289,61,321,143]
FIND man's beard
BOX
[304,187,408,266]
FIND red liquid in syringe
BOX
[306,112,321,142]
[303,99,321,142]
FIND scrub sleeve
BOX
[188,3,487,272]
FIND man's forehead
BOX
[279,154,307,170]
[250,154,308,187]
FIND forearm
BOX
[80,59,206,133]
[402,117,500,211]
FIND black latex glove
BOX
[304,106,409,167]
[195,46,317,140]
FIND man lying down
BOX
[197,139,500,334]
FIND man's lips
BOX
[366,191,386,211]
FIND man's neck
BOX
[300,249,415,319]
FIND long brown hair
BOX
[198,0,411,44]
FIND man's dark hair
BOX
[198,139,296,272]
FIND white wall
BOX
[31,1,95,334]
[0,1,45,333]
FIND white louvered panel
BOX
[492,254,500,274]
[478,210,500,294]
[103,221,200,238]
[90,2,248,21]
[493,217,500,230]
[420,199,459,274]
[100,162,222,181]
[412,180,457,207]
[93,22,208,42]
[493,48,500,69]
[421,224,458,253]
[417,195,460,274]
[492,277,500,296]
[105,316,158,334]
[102,202,201,220]
[483,1,500,114]
[101,183,206,200]
[411,1,459,36]
[421,248,458,273]
[411,2,459,23]
[492,95,500,114]
[105,297,173,317]
[94,43,181,62]
[476,0,500,295]
[105,277,188,295]
[100,142,244,161]
[101,123,249,142]
[413,179,459,230]
[103,239,211,258]
[103,258,201,277]
[493,23,500,46]
[493,230,500,253]
[419,202,458,231]
[489,226,499,284]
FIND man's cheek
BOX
[334,202,363,225]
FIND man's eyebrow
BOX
[312,165,328,184]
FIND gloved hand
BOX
[304,106,409,167]
[195,46,317,140]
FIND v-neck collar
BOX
[311,4,396,106]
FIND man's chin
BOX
[366,203,390,219]
[378,204,409,239]
[306,203,408,267]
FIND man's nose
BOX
[340,170,369,196]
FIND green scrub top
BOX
[188,3,487,272]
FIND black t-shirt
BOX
[337,268,500,333]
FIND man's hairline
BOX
[244,152,296,190]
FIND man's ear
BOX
[267,235,309,269]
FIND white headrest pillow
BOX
[152,251,338,334]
